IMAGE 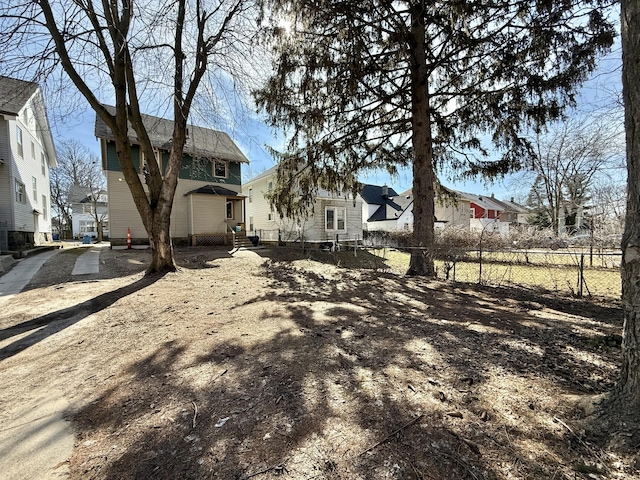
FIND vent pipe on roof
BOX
[382,184,388,199]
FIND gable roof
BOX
[94,105,249,164]
[0,76,39,117]
[0,76,57,168]
[360,184,400,205]
[361,184,405,222]
[244,164,277,185]
[458,191,505,212]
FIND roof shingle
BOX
[94,105,249,164]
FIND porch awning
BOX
[184,185,245,199]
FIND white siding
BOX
[242,173,280,240]
[243,174,363,243]
[0,88,56,244]
[0,118,12,226]
[11,117,52,239]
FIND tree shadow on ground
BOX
[0,275,162,361]
[67,254,631,479]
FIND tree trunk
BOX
[616,0,640,407]
[406,4,436,277]
[147,205,176,274]
[96,222,103,243]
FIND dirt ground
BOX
[0,245,638,479]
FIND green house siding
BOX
[104,142,241,185]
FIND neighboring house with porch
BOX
[0,76,57,251]
[95,108,249,246]
[242,165,363,247]
[69,185,109,239]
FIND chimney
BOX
[511,197,515,203]
[382,185,388,199]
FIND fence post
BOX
[579,253,585,298]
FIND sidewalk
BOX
[0,249,60,307]
[71,244,109,275]
[0,243,109,479]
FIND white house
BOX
[242,165,363,246]
[362,186,472,232]
[69,185,109,239]
[360,184,410,231]
[0,76,57,251]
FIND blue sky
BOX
[53,41,623,204]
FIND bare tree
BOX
[522,117,624,235]
[0,0,256,274]
[50,139,106,240]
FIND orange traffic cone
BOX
[127,228,132,249]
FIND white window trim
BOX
[325,207,346,231]
[15,180,26,204]
[214,160,228,179]
[32,176,37,200]
[141,148,161,173]
[16,126,23,158]
[226,200,233,220]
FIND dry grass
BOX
[370,248,621,298]
[0,246,635,480]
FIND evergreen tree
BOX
[256,0,615,275]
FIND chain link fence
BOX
[434,248,620,298]
[248,227,622,299]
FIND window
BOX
[214,160,227,178]
[141,149,161,173]
[42,195,47,220]
[80,220,96,232]
[16,126,23,157]
[326,207,346,231]
[248,188,253,203]
[14,180,25,203]
[268,181,273,191]
[31,141,35,159]
[470,208,475,218]
[32,177,37,200]
[226,201,233,219]
[326,209,334,230]
[268,212,273,221]
[83,204,94,214]
[249,216,254,232]
[41,153,46,175]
